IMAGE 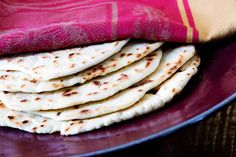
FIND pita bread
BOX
[32,47,198,120]
[0,39,129,80]
[0,50,162,111]
[62,61,199,135]
[0,103,61,134]
[152,55,201,92]
[0,42,163,93]
[0,57,199,135]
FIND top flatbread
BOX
[0,50,162,111]
[0,42,163,93]
[0,39,129,80]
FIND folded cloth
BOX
[0,0,235,55]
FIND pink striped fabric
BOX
[0,0,198,55]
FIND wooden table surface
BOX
[103,101,236,157]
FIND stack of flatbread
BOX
[0,39,200,135]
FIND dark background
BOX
[102,101,236,157]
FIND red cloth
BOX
[0,0,198,55]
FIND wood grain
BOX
[104,101,236,157]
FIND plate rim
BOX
[76,92,236,157]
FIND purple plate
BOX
[0,38,235,157]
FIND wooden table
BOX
[103,101,236,157]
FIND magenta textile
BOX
[0,0,198,55]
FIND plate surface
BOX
[0,39,235,157]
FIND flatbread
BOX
[0,42,163,93]
[61,60,199,135]
[0,39,129,80]
[152,55,201,92]
[0,57,199,135]
[32,47,198,120]
[0,50,162,111]
[0,103,61,134]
